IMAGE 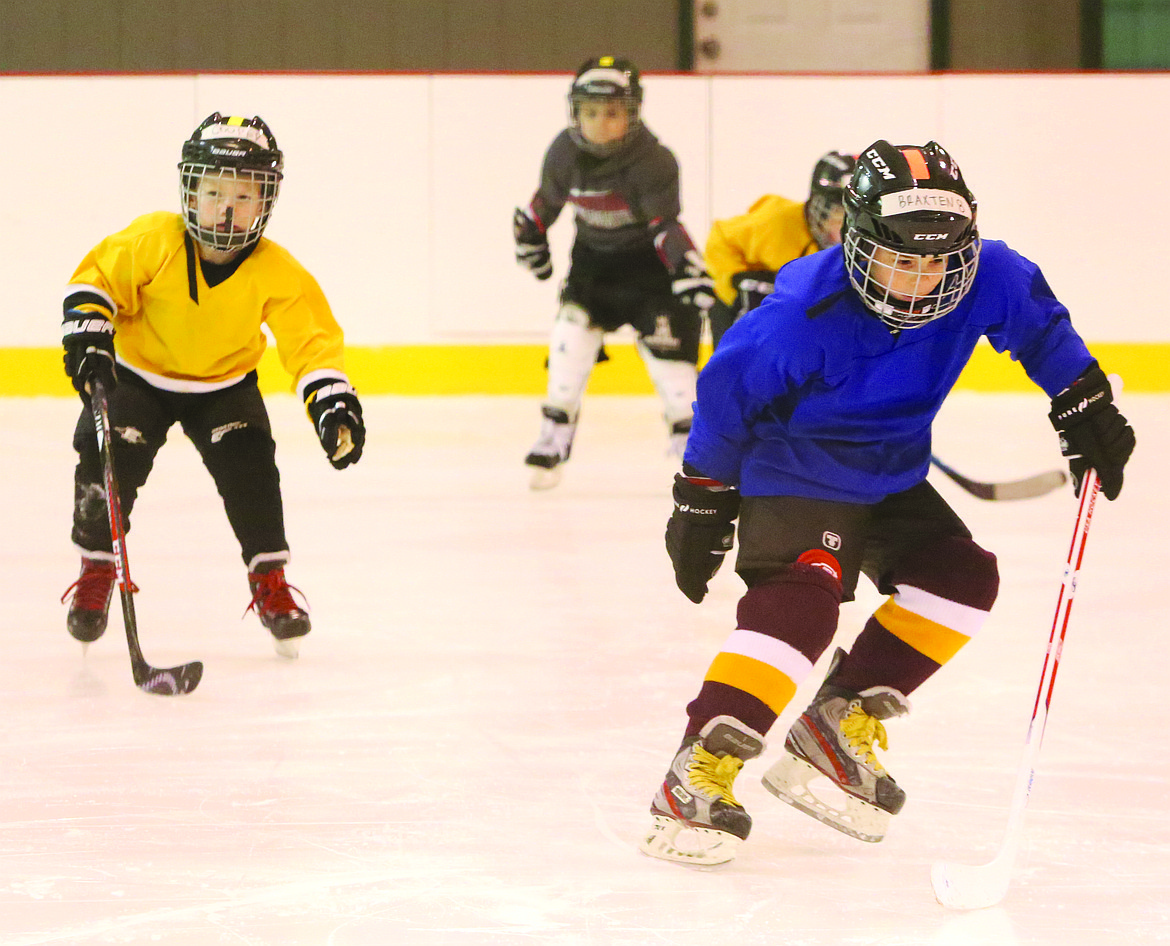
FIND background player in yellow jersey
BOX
[705,151,856,347]
[60,113,365,658]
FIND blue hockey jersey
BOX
[684,241,1093,503]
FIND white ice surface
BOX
[1,392,1166,946]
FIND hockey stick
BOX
[90,380,203,696]
[931,466,1100,909]
[930,454,1067,501]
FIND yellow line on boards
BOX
[3,342,1167,397]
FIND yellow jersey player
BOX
[60,113,365,658]
[705,151,855,346]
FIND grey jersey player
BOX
[513,55,715,489]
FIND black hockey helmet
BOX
[843,140,981,329]
[567,56,643,157]
[804,150,856,249]
[178,112,284,254]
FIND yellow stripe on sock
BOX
[874,597,972,665]
[705,652,799,715]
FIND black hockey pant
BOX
[71,369,288,568]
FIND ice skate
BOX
[525,405,577,490]
[246,564,310,658]
[641,715,766,867]
[61,556,117,644]
[761,648,910,842]
[668,418,692,459]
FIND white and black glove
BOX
[62,308,117,396]
[730,269,777,321]
[1048,362,1135,500]
[304,377,365,470]
[665,471,740,603]
[671,249,717,314]
[513,207,552,281]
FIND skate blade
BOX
[272,637,300,659]
[639,814,742,867]
[528,466,563,491]
[760,754,890,843]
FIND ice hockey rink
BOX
[1,390,1166,946]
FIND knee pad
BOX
[546,303,604,412]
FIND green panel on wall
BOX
[1103,0,1170,67]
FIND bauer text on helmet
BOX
[178,113,284,261]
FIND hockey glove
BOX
[665,472,740,604]
[304,377,366,470]
[671,249,717,314]
[62,308,117,396]
[730,269,778,321]
[513,207,552,281]
[1048,362,1135,500]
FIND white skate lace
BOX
[687,745,745,806]
[840,704,890,773]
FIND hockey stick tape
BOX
[333,425,354,460]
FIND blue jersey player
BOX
[640,139,1136,867]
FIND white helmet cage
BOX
[179,113,284,254]
[843,229,981,330]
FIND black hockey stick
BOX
[930,454,1067,501]
[90,380,203,696]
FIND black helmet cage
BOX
[567,57,643,158]
[804,151,856,249]
[179,113,284,253]
[843,140,980,329]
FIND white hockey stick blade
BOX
[931,838,1019,909]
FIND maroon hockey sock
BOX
[684,561,843,738]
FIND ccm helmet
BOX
[179,113,284,254]
[567,56,643,158]
[805,151,855,250]
[843,140,980,329]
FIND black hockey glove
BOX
[730,269,778,321]
[304,377,365,470]
[671,249,717,314]
[513,207,552,281]
[665,472,741,604]
[62,308,117,396]
[1048,362,1135,500]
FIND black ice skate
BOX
[246,564,310,658]
[761,648,910,842]
[61,556,117,644]
[641,715,766,867]
[525,405,577,490]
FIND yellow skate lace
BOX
[687,745,745,806]
[841,704,890,772]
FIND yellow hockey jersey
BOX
[65,212,346,394]
[705,195,820,305]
